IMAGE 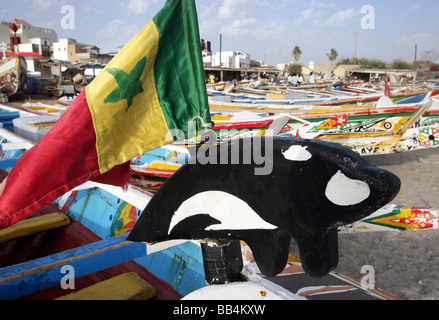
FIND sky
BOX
[1,0,438,67]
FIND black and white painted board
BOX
[128,136,401,278]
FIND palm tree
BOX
[292,46,302,63]
[327,48,338,66]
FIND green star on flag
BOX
[104,56,147,112]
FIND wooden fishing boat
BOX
[279,99,439,156]
[184,252,401,300]
[210,89,439,125]
[46,86,65,97]
[19,102,67,116]
[0,103,435,301]
[130,160,183,191]
[0,121,403,301]
[339,204,439,233]
[0,56,27,96]
[0,128,188,300]
[227,82,430,107]
[55,95,77,108]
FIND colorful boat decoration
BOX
[0,56,27,96]
[130,160,183,191]
[279,99,439,156]
[339,204,439,232]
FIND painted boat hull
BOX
[0,56,27,96]
[0,103,434,300]
[0,127,204,299]
[279,101,439,156]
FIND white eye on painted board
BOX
[282,145,312,162]
[168,191,277,234]
[325,170,370,206]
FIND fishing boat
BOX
[55,95,77,108]
[212,79,432,107]
[0,116,408,301]
[278,98,439,156]
[0,102,436,301]
[3,1,430,302]
[0,56,27,96]
[19,102,67,116]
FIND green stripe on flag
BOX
[153,0,211,137]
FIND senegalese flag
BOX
[0,0,211,229]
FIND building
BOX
[53,38,97,63]
[303,61,336,78]
[208,51,251,69]
[333,64,361,79]
[202,49,212,67]
[0,19,58,76]
[53,38,113,65]
[9,19,57,45]
[0,21,11,47]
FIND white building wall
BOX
[52,38,72,61]
[211,51,251,68]
[17,43,40,75]
[0,22,10,45]
[15,24,57,44]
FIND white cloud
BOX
[96,19,141,39]
[220,17,258,37]
[217,0,268,20]
[310,1,335,9]
[33,0,59,9]
[217,0,238,19]
[125,0,158,14]
[198,3,216,20]
[318,8,360,27]
[396,32,439,47]
[408,0,423,11]
[290,7,322,28]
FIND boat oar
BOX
[399,100,433,133]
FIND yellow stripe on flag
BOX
[86,20,172,174]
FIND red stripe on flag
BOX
[0,90,127,229]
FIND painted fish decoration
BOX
[128,136,400,278]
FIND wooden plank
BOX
[0,212,70,245]
[0,142,27,151]
[56,272,156,300]
[0,234,147,300]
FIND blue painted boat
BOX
[0,107,405,301]
[0,123,206,300]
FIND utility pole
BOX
[352,32,358,66]
[219,33,223,82]
[414,44,418,71]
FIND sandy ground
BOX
[292,148,439,300]
[3,92,60,108]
